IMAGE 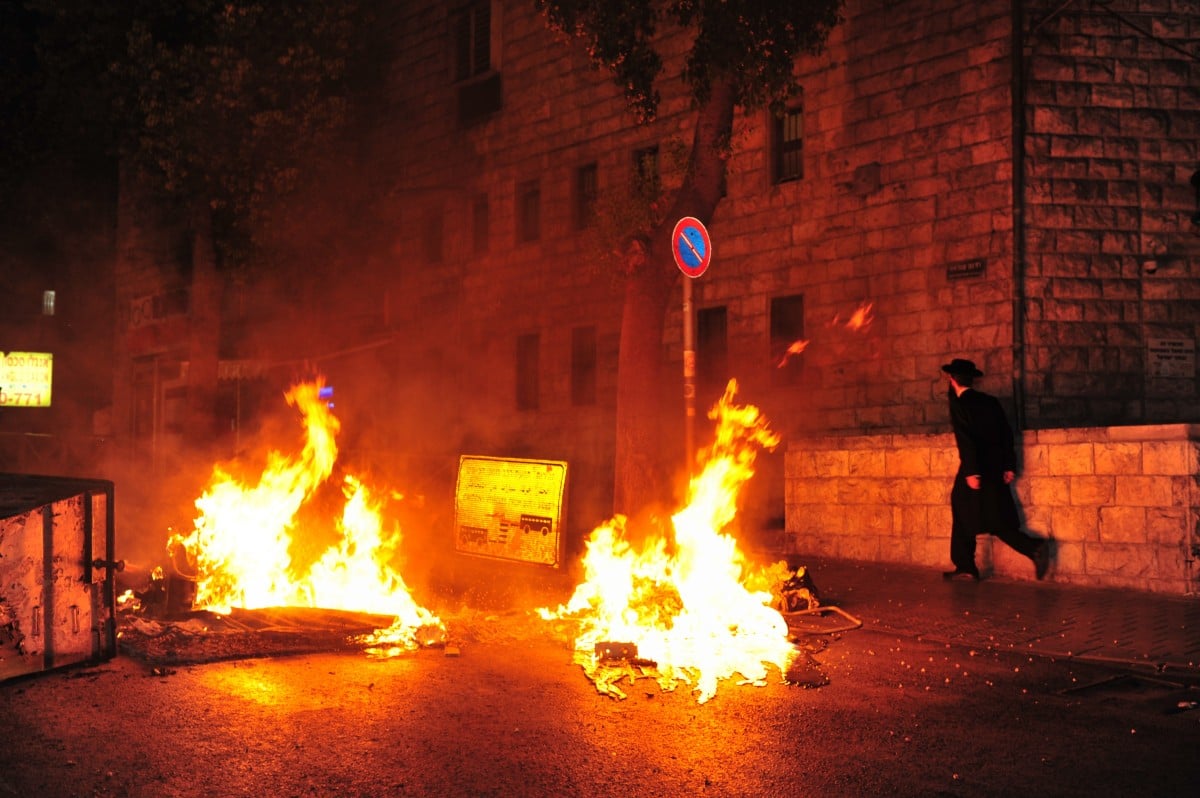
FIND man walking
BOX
[942,358,1050,581]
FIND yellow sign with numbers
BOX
[454,455,567,567]
[0,351,53,407]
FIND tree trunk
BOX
[185,197,222,450]
[612,78,736,518]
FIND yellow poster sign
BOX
[454,455,567,567]
[0,351,53,407]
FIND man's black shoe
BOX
[1033,541,1051,580]
[942,569,979,582]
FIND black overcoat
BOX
[948,388,1020,535]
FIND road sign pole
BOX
[682,277,696,475]
[670,216,711,479]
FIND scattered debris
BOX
[776,566,821,613]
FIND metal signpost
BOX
[671,216,712,473]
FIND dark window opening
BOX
[452,2,491,81]
[453,3,500,125]
[571,325,597,406]
[422,207,443,263]
[516,332,540,410]
[696,306,729,405]
[517,179,540,243]
[575,162,598,231]
[770,294,805,384]
[472,193,489,254]
[632,145,660,197]
[773,101,804,184]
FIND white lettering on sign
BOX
[453,455,567,567]
[946,259,986,280]
[1147,338,1196,379]
[0,351,53,407]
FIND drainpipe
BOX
[1011,0,1028,431]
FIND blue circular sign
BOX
[672,216,712,278]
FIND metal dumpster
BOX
[0,474,119,681]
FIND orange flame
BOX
[776,339,809,368]
[169,379,442,653]
[829,300,875,332]
[843,301,874,331]
[542,380,795,703]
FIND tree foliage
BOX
[18,0,368,268]
[534,0,844,516]
[536,0,844,122]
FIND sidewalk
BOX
[786,554,1200,679]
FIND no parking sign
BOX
[671,216,711,278]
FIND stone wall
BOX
[784,423,1200,595]
[101,0,1200,563]
[1022,0,1200,427]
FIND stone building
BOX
[106,0,1199,591]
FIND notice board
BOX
[453,456,567,567]
[0,352,53,407]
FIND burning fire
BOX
[169,379,443,654]
[777,300,875,368]
[541,380,796,703]
[834,300,874,331]
[776,339,809,368]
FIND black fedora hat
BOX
[941,358,983,377]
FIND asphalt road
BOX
[1,605,1198,798]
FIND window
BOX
[422,207,444,263]
[517,179,540,243]
[772,101,804,183]
[452,2,501,124]
[472,193,489,254]
[574,162,598,231]
[516,333,540,410]
[571,326,597,406]
[770,294,805,384]
[696,306,728,398]
[452,2,491,81]
[42,290,56,316]
[632,145,660,196]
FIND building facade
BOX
[106,0,1199,588]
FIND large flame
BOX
[543,380,795,703]
[169,379,442,653]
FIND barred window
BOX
[697,306,728,392]
[517,179,540,243]
[452,2,491,81]
[575,162,598,230]
[770,294,805,384]
[571,325,597,406]
[773,101,804,183]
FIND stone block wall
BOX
[784,423,1200,594]
[1022,0,1200,427]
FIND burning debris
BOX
[541,380,807,703]
[776,565,821,613]
[110,375,859,691]
[119,378,445,664]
